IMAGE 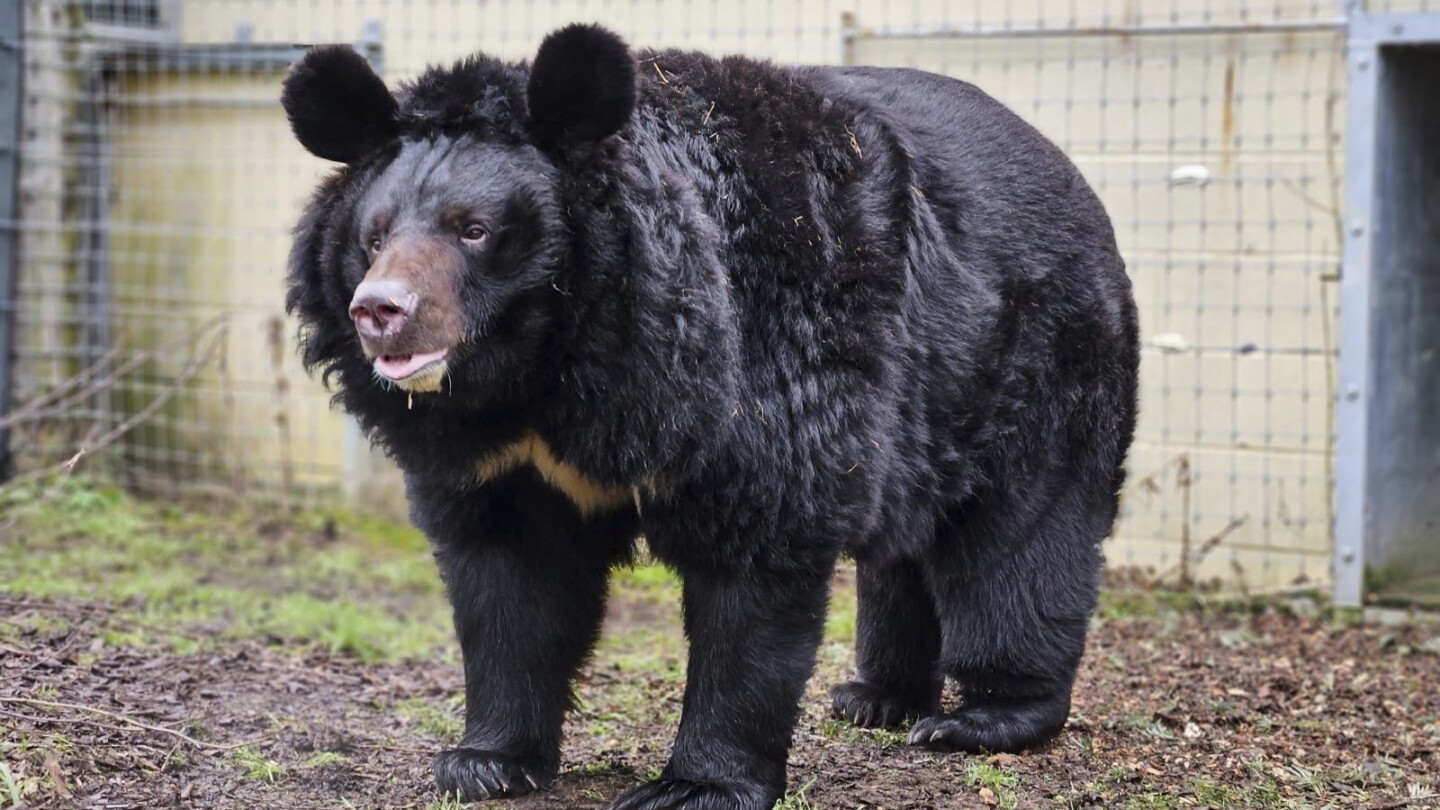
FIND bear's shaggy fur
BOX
[283,24,1138,810]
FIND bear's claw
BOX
[830,680,932,729]
[907,698,1068,754]
[433,747,549,801]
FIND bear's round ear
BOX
[526,24,636,149]
[282,46,399,164]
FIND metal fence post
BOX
[1336,18,1379,609]
[0,2,22,482]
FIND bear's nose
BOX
[349,280,417,340]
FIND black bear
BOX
[282,23,1138,810]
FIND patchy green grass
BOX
[2,478,867,671]
[0,478,876,798]
[0,478,451,663]
[0,762,23,808]
[229,745,283,783]
[609,558,681,602]
[1096,589,1207,620]
[1120,793,1184,810]
[1191,780,1243,807]
[1069,767,1310,810]
[817,716,908,748]
[596,626,686,682]
[824,578,858,646]
[299,752,348,769]
[774,777,819,809]
[964,760,1020,809]
[7,478,1435,810]
[423,791,472,810]
[395,695,465,742]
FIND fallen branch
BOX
[0,641,34,657]
[0,314,223,433]
[0,318,227,527]
[0,343,126,430]
[356,741,435,755]
[1150,515,1250,589]
[0,597,195,640]
[66,322,227,467]
[0,697,271,752]
[0,597,115,615]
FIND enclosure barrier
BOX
[0,1,1435,605]
[1336,8,1440,607]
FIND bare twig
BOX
[0,314,222,432]
[1176,454,1193,588]
[1152,514,1250,589]
[158,740,186,774]
[72,324,227,460]
[355,742,435,755]
[0,597,195,640]
[1128,452,1191,499]
[267,315,295,506]
[0,597,117,616]
[0,697,269,752]
[0,343,126,430]
[0,319,227,526]
[1192,515,1248,566]
[0,641,34,657]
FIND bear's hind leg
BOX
[912,497,1105,753]
[830,556,941,728]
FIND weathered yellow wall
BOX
[93,2,1344,587]
[108,72,350,492]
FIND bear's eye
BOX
[460,223,489,244]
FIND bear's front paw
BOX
[907,698,1067,753]
[830,680,934,729]
[607,777,770,810]
[433,747,551,801]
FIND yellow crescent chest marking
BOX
[475,432,632,514]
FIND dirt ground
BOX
[3,593,1438,809]
[1,491,1438,809]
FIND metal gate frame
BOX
[0,4,21,481]
[1335,8,1440,608]
[0,11,384,488]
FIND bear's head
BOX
[281,25,636,401]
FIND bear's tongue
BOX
[374,349,447,380]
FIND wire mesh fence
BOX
[0,0,1388,592]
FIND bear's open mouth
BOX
[373,349,449,382]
